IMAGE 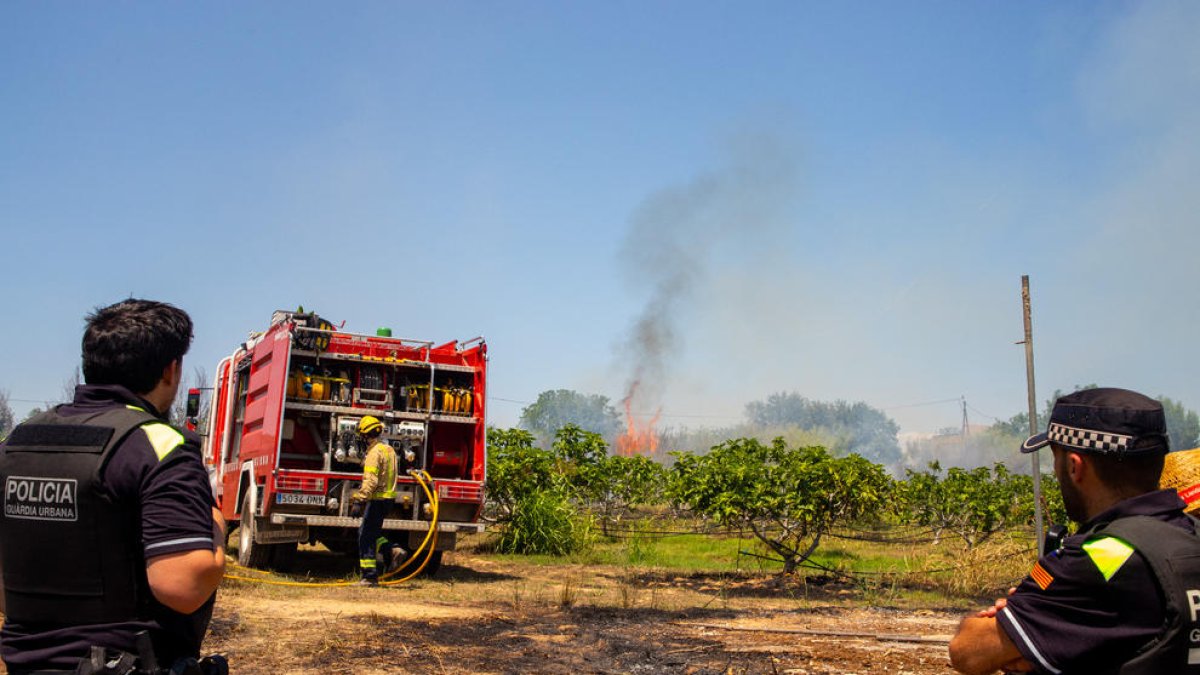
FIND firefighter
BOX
[949,388,1200,675]
[0,299,227,674]
[350,415,403,586]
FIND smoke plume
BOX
[618,131,801,422]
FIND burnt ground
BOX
[200,549,968,674]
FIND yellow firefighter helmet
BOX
[357,415,384,436]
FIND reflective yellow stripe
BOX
[364,466,379,474]
[125,404,147,413]
[142,423,185,461]
[1083,536,1135,581]
[359,559,376,569]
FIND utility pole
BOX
[1019,275,1045,556]
[961,396,969,459]
[961,396,969,437]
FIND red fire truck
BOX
[191,310,487,573]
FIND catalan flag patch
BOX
[1030,561,1054,590]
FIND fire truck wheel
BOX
[237,493,272,569]
[268,541,297,571]
[419,550,443,577]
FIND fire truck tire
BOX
[419,550,443,577]
[268,541,297,570]
[237,493,272,569]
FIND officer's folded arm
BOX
[145,506,226,614]
[948,616,1033,674]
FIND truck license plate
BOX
[276,492,325,506]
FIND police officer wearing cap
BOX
[0,299,226,674]
[349,416,402,586]
[949,387,1200,675]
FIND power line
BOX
[965,402,1005,423]
[488,396,531,405]
[882,397,962,411]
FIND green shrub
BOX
[669,438,892,573]
[497,489,593,556]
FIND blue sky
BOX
[3,2,1197,440]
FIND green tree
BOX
[897,461,1037,548]
[548,424,610,507]
[519,389,622,439]
[486,424,673,552]
[485,428,557,519]
[669,438,892,573]
[1160,397,1200,451]
[543,424,669,532]
[744,392,900,465]
[551,424,609,467]
[485,426,593,555]
[1040,472,1068,529]
[597,454,666,512]
[585,453,668,533]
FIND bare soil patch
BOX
[204,548,967,674]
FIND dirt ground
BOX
[204,548,970,674]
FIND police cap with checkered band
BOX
[1021,387,1170,455]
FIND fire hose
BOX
[223,469,441,588]
[378,469,440,584]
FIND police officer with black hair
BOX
[0,299,227,674]
[949,387,1200,674]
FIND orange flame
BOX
[616,381,660,457]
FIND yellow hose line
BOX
[381,470,440,585]
[378,470,437,582]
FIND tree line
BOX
[516,387,1200,471]
[492,386,1198,572]
[487,423,1068,573]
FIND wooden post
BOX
[1021,275,1044,556]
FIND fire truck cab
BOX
[195,310,487,573]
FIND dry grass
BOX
[939,535,1036,597]
[197,552,967,675]
[558,579,577,607]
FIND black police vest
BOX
[1092,516,1200,674]
[0,406,159,625]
